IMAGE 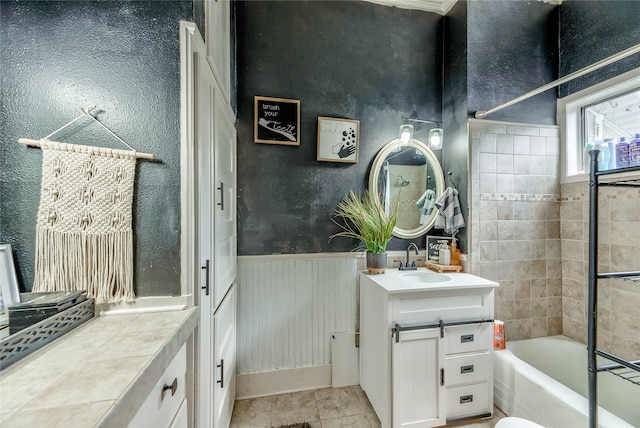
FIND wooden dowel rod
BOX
[18,138,155,160]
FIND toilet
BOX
[495,417,546,428]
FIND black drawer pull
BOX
[217,359,224,389]
[201,259,210,296]
[460,334,474,343]
[162,378,178,399]
[217,182,224,210]
[460,394,473,404]
[460,364,475,374]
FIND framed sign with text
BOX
[254,96,301,146]
[426,235,453,260]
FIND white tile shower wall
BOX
[236,254,359,374]
[560,181,640,360]
[390,164,427,230]
[468,119,561,340]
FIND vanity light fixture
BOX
[428,128,443,150]
[400,115,443,150]
[399,123,414,143]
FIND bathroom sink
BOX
[398,271,451,283]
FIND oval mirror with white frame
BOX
[369,138,445,239]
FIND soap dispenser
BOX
[450,238,460,265]
[439,245,451,266]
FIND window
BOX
[559,68,640,181]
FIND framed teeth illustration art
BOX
[254,96,301,146]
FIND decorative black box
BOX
[8,291,86,335]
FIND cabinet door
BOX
[194,49,216,428]
[392,328,446,428]
[169,399,188,428]
[205,0,230,102]
[213,284,236,428]
[213,94,236,310]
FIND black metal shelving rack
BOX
[587,150,640,428]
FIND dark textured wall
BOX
[559,0,640,98]
[193,0,205,39]
[442,0,469,252]
[467,0,559,124]
[236,1,443,255]
[0,1,191,295]
[441,0,558,252]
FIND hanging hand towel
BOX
[416,189,436,225]
[434,186,465,235]
[32,141,137,303]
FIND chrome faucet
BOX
[398,242,419,270]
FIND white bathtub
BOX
[494,335,639,428]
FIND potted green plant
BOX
[329,190,397,274]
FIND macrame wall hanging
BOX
[19,106,154,304]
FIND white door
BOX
[392,328,446,428]
[205,0,231,101]
[213,284,236,428]
[195,49,216,428]
[213,93,236,309]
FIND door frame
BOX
[179,20,202,306]
[179,21,207,428]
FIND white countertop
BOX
[0,307,198,428]
[360,268,499,293]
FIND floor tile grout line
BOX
[231,385,502,427]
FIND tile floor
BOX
[230,385,507,428]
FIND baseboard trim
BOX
[236,364,332,399]
[95,295,189,315]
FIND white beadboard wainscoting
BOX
[236,253,360,397]
[235,251,428,398]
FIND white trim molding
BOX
[96,295,189,315]
[362,0,457,15]
[179,21,205,306]
[236,365,332,399]
[557,67,640,184]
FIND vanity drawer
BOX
[444,323,492,355]
[446,381,490,419]
[391,289,494,327]
[445,351,491,386]
[129,343,187,428]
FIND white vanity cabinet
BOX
[391,326,446,427]
[182,9,236,427]
[129,344,188,428]
[443,323,493,420]
[213,284,237,428]
[213,92,237,311]
[359,270,498,428]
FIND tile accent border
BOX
[561,188,640,201]
[480,192,560,202]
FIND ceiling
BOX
[362,0,458,15]
[588,90,640,138]
[362,0,563,15]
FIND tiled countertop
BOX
[0,307,198,427]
